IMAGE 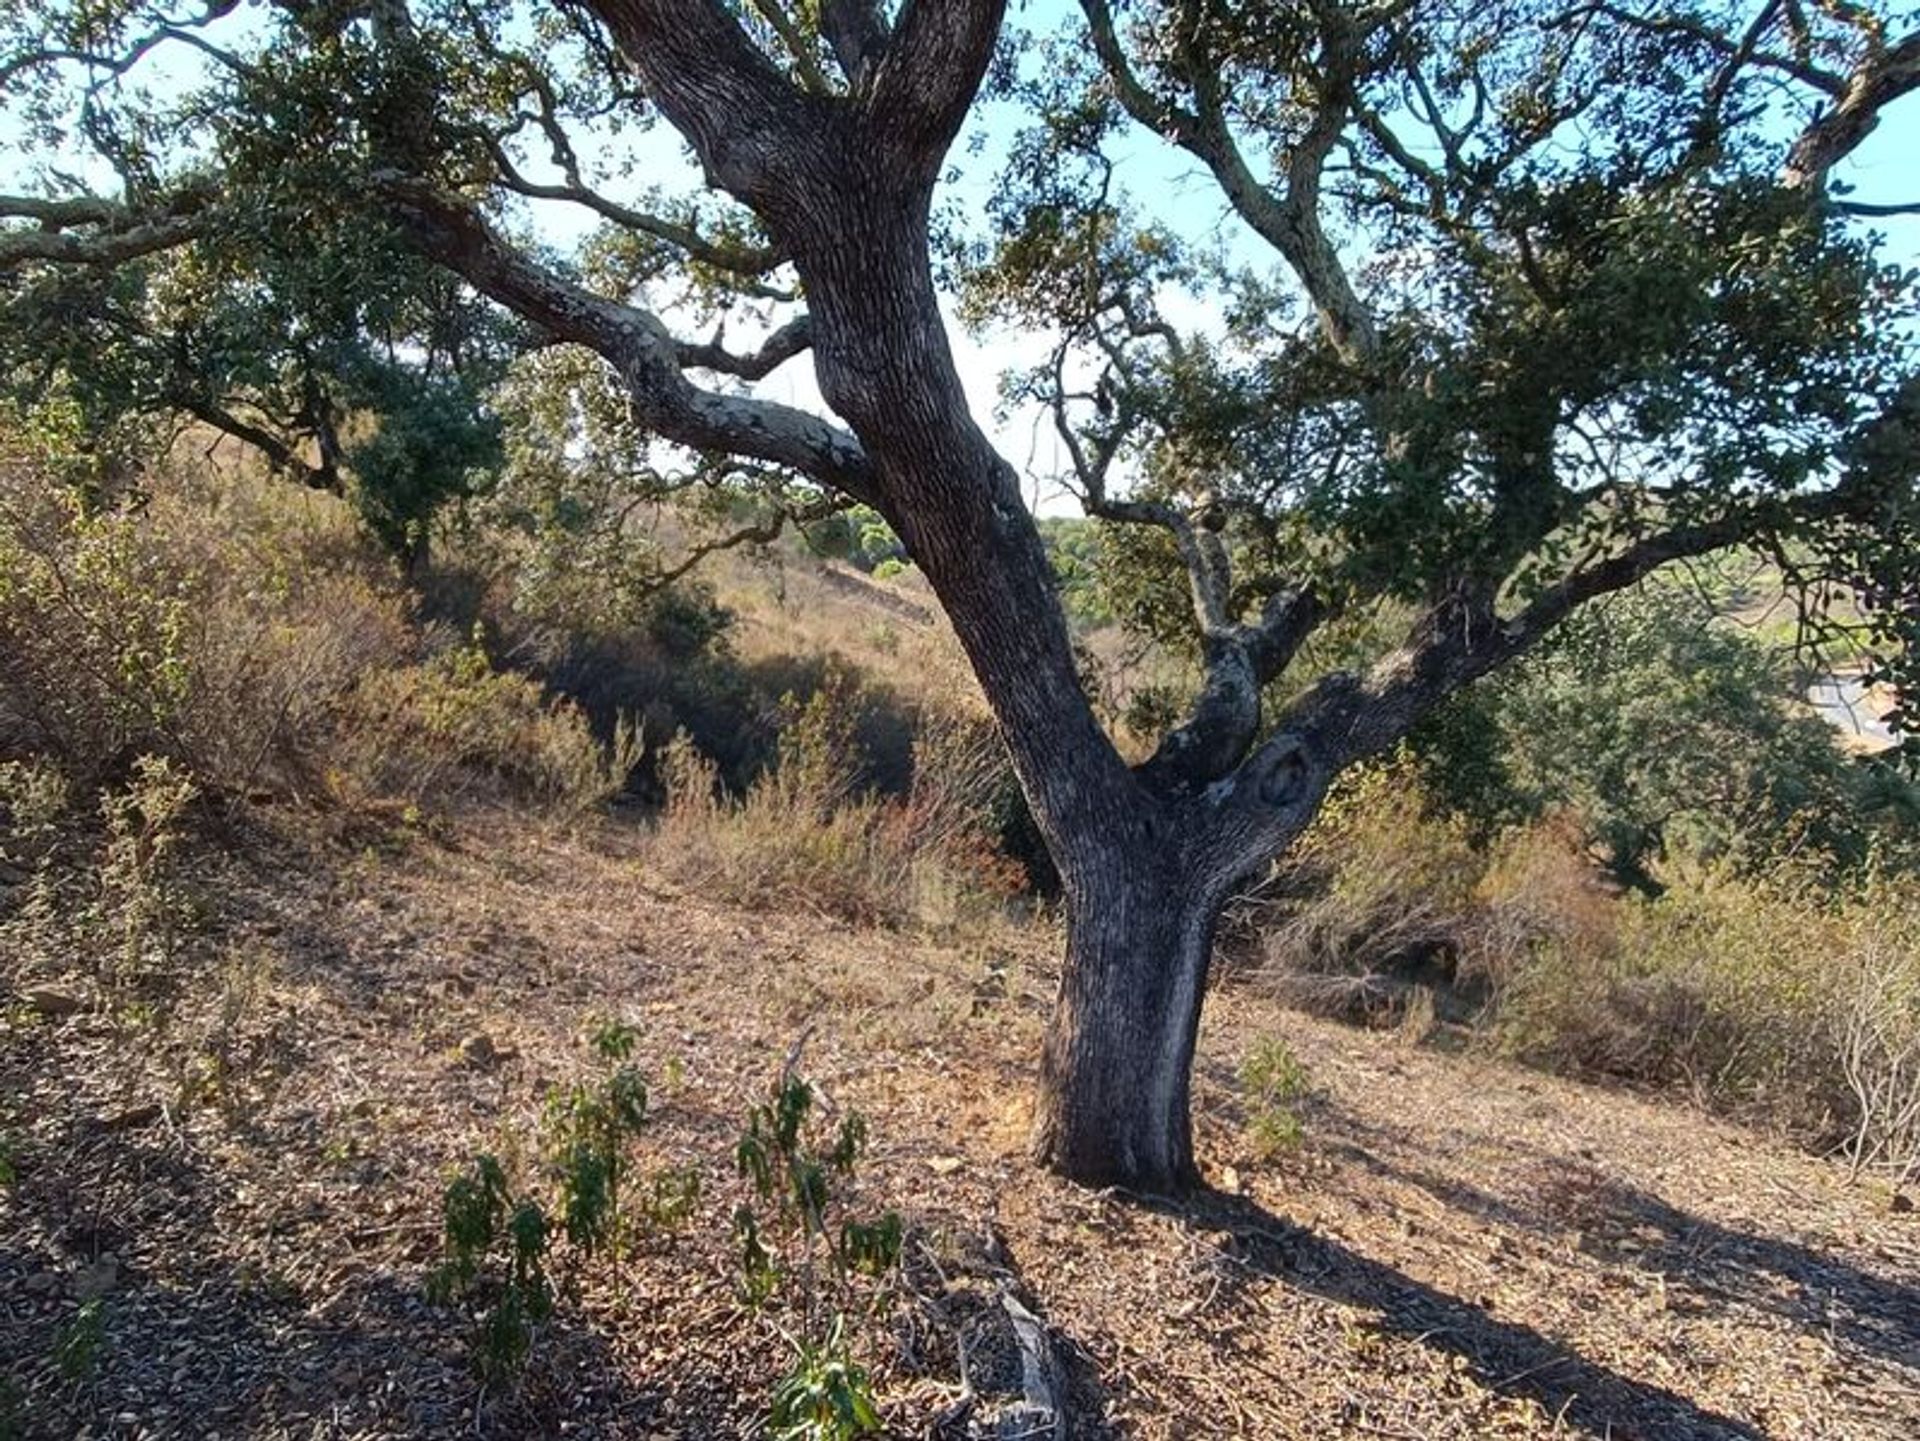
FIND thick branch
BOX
[863,0,1005,173]
[377,174,877,505]
[586,0,823,206]
[1784,29,1920,189]
[673,314,813,379]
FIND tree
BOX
[3,0,1917,1190]
[1416,583,1915,887]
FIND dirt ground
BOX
[4,813,1915,1439]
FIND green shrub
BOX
[733,1068,896,1439]
[1240,1037,1311,1158]
[428,1031,657,1384]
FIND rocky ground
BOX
[3,812,1915,1439]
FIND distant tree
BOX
[1415,585,1915,887]
[3,0,1916,1189]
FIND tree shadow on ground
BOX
[1318,1109,1920,1373]
[1154,1186,1769,1441]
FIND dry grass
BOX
[644,668,1025,932]
[0,450,637,822]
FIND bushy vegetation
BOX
[649,670,1026,930]
[1236,750,1920,1179]
[0,416,635,819]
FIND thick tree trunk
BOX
[1032,858,1221,1193]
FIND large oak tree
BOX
[4,0,1917,1189]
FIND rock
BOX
[99,1103,163,1133]
[458,1032,515,1069]
[25,1272,59,1296]
[927,1155,965,1176]
[1893,1191,1914,1215]
[21,986,84,1019]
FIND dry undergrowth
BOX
[2,812,1916,1439]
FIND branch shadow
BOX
[1318,1111,1920,1373]
[1154,1186,1770,1440]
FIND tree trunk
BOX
[1032,857,1221,1193]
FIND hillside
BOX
[4,811,1915,1440]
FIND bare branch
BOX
[0,210,204,268]
[376,173,878,506]
[1784,29,1920,189]
[673,314,814,378]
[1079,0,1380,367]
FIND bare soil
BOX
[4,814,1915,1439]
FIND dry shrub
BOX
[1497,865,1920,1162]
[1467,813,1623,1004]
[1235,761,1488,1024]
[1833,888,1920,1183]
[648,671,1020,929]
[0,440,636,820]
[1236,756,1919,1168]
[337,629,640,816]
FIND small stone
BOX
[21,986,84,1018]
[458,1033,514,1068]
[927,1155,964,1176]
[100,1103,163,1132]
[1893,1192,1914,1215]
[25,1272,59,1296]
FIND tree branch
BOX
[376,173,877,506]
[673,314,813,379]
[864,0,1006,174]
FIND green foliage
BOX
[427,1153,556,1385]
[1240,1038,1311,1158]
[768,1316,883,1441]
[543,1061,649,1256]
[1415,584,1914,884]
[53,1299,107,1382]
[429,1035,658,1384]
[732,1069,899,1435]
[804,506,906,575]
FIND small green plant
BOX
[1241,1037,1311,1159]
[733,1067,898,1439]
[769,1316,883,1441]
[640,1165,703,1231]
[427,1154,556,1384]
[53,1298,107,1381]
[429,1031,660,1384]
[542,1060,648,1256]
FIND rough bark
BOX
[1032,852,1221,1192]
